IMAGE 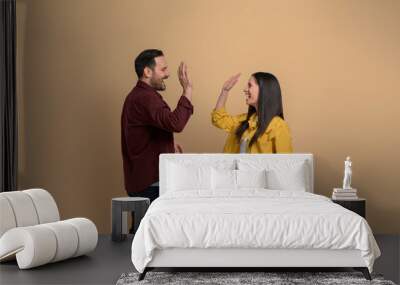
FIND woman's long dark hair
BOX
[235,72,284,147]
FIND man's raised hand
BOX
[178,62,193,92]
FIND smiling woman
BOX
[211,72,293,153]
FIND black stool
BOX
[111,197,150,241]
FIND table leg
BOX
[112,201,124,242]
[122,210,128,235]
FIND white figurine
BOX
[342,156,352,189]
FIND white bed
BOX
[131,154,380,280]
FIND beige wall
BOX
[16,0,400,234]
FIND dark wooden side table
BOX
[332,198,366,218]
[111,197,150,242]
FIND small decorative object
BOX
[342,156,352,190]
[332,156,358,200]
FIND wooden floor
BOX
[0,234,398,285]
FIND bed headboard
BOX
[159,153,314,195]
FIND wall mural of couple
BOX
[121,49,293,232]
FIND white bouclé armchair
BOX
[0,188,98,269]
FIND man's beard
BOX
[150,77,166,91]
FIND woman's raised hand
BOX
[222,73,241,92]
[215,73,241,110]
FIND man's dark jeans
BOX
[127,186,159,234]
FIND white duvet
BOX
[131,190,380,273]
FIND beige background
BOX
[16,0,400,234]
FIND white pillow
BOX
[236,169,267,189]
[265,164,307,191]
[238,159,309,191]
[211,168,237,190]
[211,169,268,190]
[167,162,212,191]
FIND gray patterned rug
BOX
[116,271,396,285]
